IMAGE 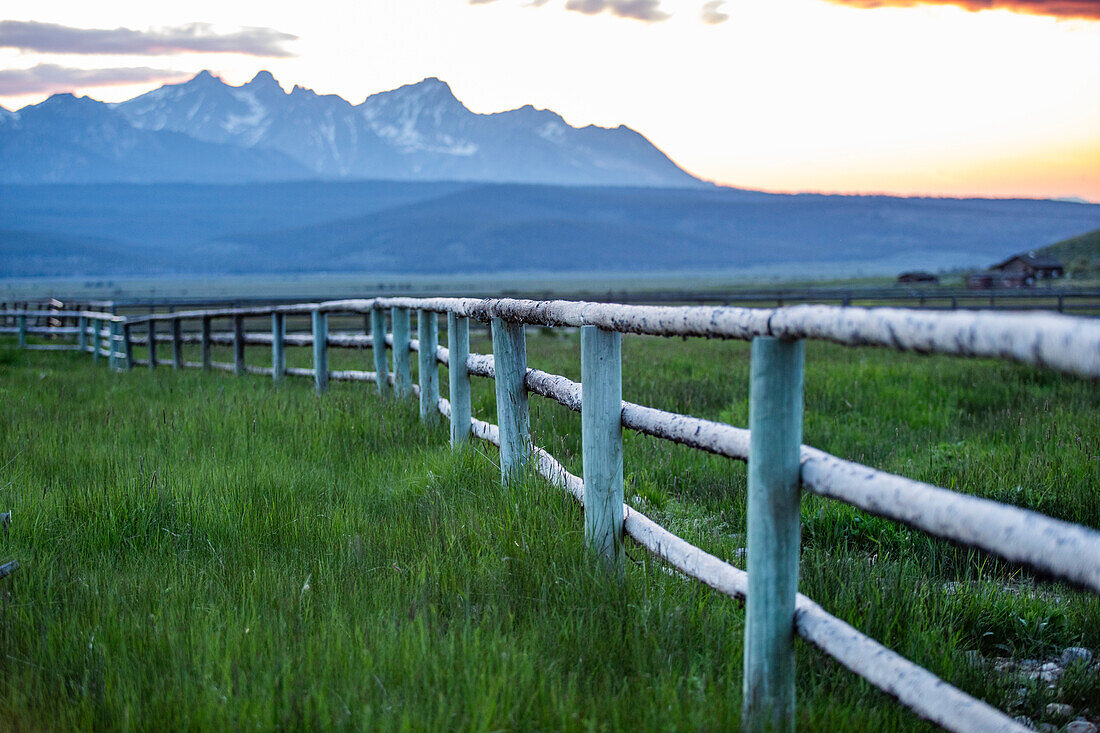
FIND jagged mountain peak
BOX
[507,103,554,116]
[409,76,454,93]
[24,93,113,122]
[360,77,468,114]
[35,92,93,108]
[286,84,348,106]
[147,69,286,100]
[363,77,467,111]
[496,103,564,123]
[243,71,288,102]
[190,69,224,85]
[247,70,280,88]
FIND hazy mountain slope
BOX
[0,94,310,184]
[0,229,168,277]
[0,180,473,249]
[3,183,1098,278]
[225,184,1100,274]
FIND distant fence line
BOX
[4,298,1100,733]
[4,285,1099,317]
[632,287,1100,314]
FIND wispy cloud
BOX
[822,0,1100,20]
[701,0,730,23]
[0,64,191,96]
[0,21,298,57]
[563,0,671,21]
[469,0,671,22]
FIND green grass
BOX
[1037,227,1100,285]
[1,329,1098,731]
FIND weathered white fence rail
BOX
[6,298,1100,733]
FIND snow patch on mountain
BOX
[222,88,270,142]
[537,120,566,142]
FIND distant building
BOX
[897,271,939,284]
[967,251,1065,289]
[990,252,1065,283]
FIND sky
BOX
[1,0,1098,201]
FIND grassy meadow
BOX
[1,322,1098,731]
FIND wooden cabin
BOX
[990,252,1065,284]
[967,252,1065,289]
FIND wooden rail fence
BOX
[4,299,1100,732]
[6,286,1099,325]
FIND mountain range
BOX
[0,71,702,187]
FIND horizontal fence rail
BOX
[117,297,1100,377]
[7,296,1100,733]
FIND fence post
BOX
[371,308,390,397]
[17,314,26,349]
[171,318,183,370]
[201,317,212,370]
[742,336,804,733]
[77,315,87,352]
[105,321,114,368]
[92,319,101,362]
[272,312,285,382]
[123,323,134,370]
[391,307,412,399]
[447,312,471,445]
[143,319,154,365]
[312,309,328,394]
[109,321,121,370]
[233,315,246,376]
[113,321,126,371]
[491,317,530,482]
[581,326,624,571]
[417,310,439,422]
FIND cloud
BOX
[564,0,671,21]
[468,0,671,20]
[701,0,730,23]
[0,21,298,57]
[822,0,1100,20]
[0,63,191,96]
